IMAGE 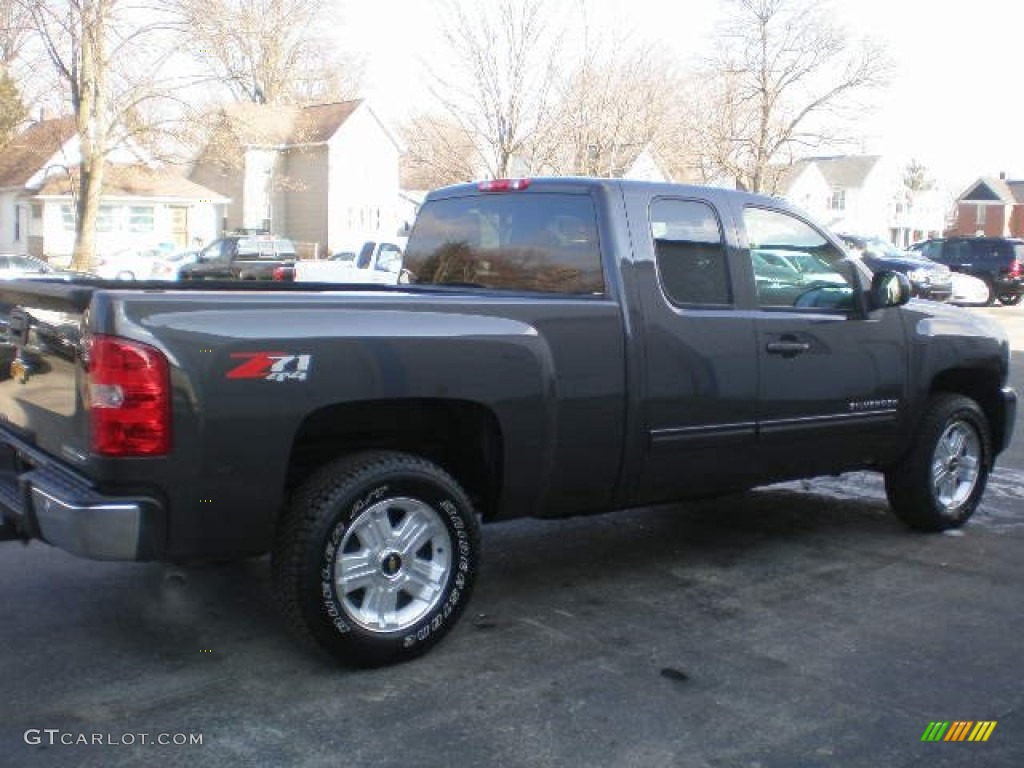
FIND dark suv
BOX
[909,237,1024,306]
[837,234,953,302]
[180,234,296,281]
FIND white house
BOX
[0,116,229,262]
[191,100,403,255]
[775,161,830,223]
[776,155,946,246]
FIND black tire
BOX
[998,294,1022,306]
[272,451,480,666]
[884,394,991,531]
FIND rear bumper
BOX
[0,430,160,560]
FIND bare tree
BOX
[400,113,479,190]
[428,0,565,179]
[0,0,33,65]
[20,0,186,269]
[696,0,889,193]
[541,39,680,178]
[176,0,361,105]
[904,158,935,193]
[22,0,115,269]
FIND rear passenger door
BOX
[627,193,760,504]
[740,205,907,478]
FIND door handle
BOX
[766,340,810,356]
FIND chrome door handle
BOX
[766,341,810,356]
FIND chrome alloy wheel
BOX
[334,497,452,633]
[931,419,982,512]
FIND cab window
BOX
[405,193,604,294]
[649,199,731,306]
[744,207,855,310]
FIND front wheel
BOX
[884,394,991,531]
[998,294,1022,306]
[272,451,480,666]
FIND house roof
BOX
[34,164,228,201]
[0,116,77,188]
[959,177,1024,204]
[222,99,364,147]
[774,159,817,194]
[802,155,881,188]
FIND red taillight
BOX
[272,265,294,281]
[478,178,530,192]
[86,335,171,456]
[1009,259,1022,278]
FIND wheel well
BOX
[930,368,1006,455]
[285,399,503,520]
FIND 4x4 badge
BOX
[227,352,312,382]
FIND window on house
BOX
[31,204,42,219]
[96,205,115,232]
[129,206,154,232]
[976,204,987,226]
[61,205,76,231]
[828,189,846,211]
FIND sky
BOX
[338,0,1024,196]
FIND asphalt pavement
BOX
[1,304,1022,768]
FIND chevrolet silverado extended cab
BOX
[0,178,1015,666]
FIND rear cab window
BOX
[236,236,296,259]
[404,192,605,294]
[649,198,731,306]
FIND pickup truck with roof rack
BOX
[0,177,1015,666]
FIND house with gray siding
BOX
[190,100,402,256]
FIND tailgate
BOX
[0,281,94,462]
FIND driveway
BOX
[1,305,1022,768]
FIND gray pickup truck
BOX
[0,178,1015,666]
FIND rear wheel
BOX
[998,294,1022,306]
[884,394,991,531]
[273,451,480,666]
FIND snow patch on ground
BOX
[771,468,1023,532]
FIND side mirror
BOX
[869,270,912,309]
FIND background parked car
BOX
[293,239,405,283]
[837,234,952,302]
[149,249,200,280]
[908,237,1024,306]
[0,254,58,279]
[949,272,991,306]
[93,248,165,280]
[180,234,296,281]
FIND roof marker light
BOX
[478,178,531,192]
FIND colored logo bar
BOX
[921,721,997,742]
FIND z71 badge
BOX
[227,352,312,382]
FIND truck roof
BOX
[426,176,783,208]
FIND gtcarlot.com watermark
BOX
[24,729,203,747]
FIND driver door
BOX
[741,205,908,478]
